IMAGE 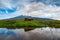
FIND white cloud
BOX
[20,2,60,20]
[0,0,60,20]
[0,0,13,9]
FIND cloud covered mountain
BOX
[6,15,53,20]
[0,0,60,20]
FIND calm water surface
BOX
[0,27,60,40]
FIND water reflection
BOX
[0,27,60,40]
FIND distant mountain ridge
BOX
[7,15,53,20]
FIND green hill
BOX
[0,19,60,29]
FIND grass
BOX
[0,20,60,29]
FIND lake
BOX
[0,27,60,40]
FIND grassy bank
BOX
[0,20,60,29]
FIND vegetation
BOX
[0,19,60,29]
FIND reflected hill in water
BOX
[0,27,60,40]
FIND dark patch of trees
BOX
[24,18,33,21]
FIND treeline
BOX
[0,20,60,29]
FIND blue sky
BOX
[0,8,16,14]
[0,0,60,20]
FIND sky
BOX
[0,0,60,20]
